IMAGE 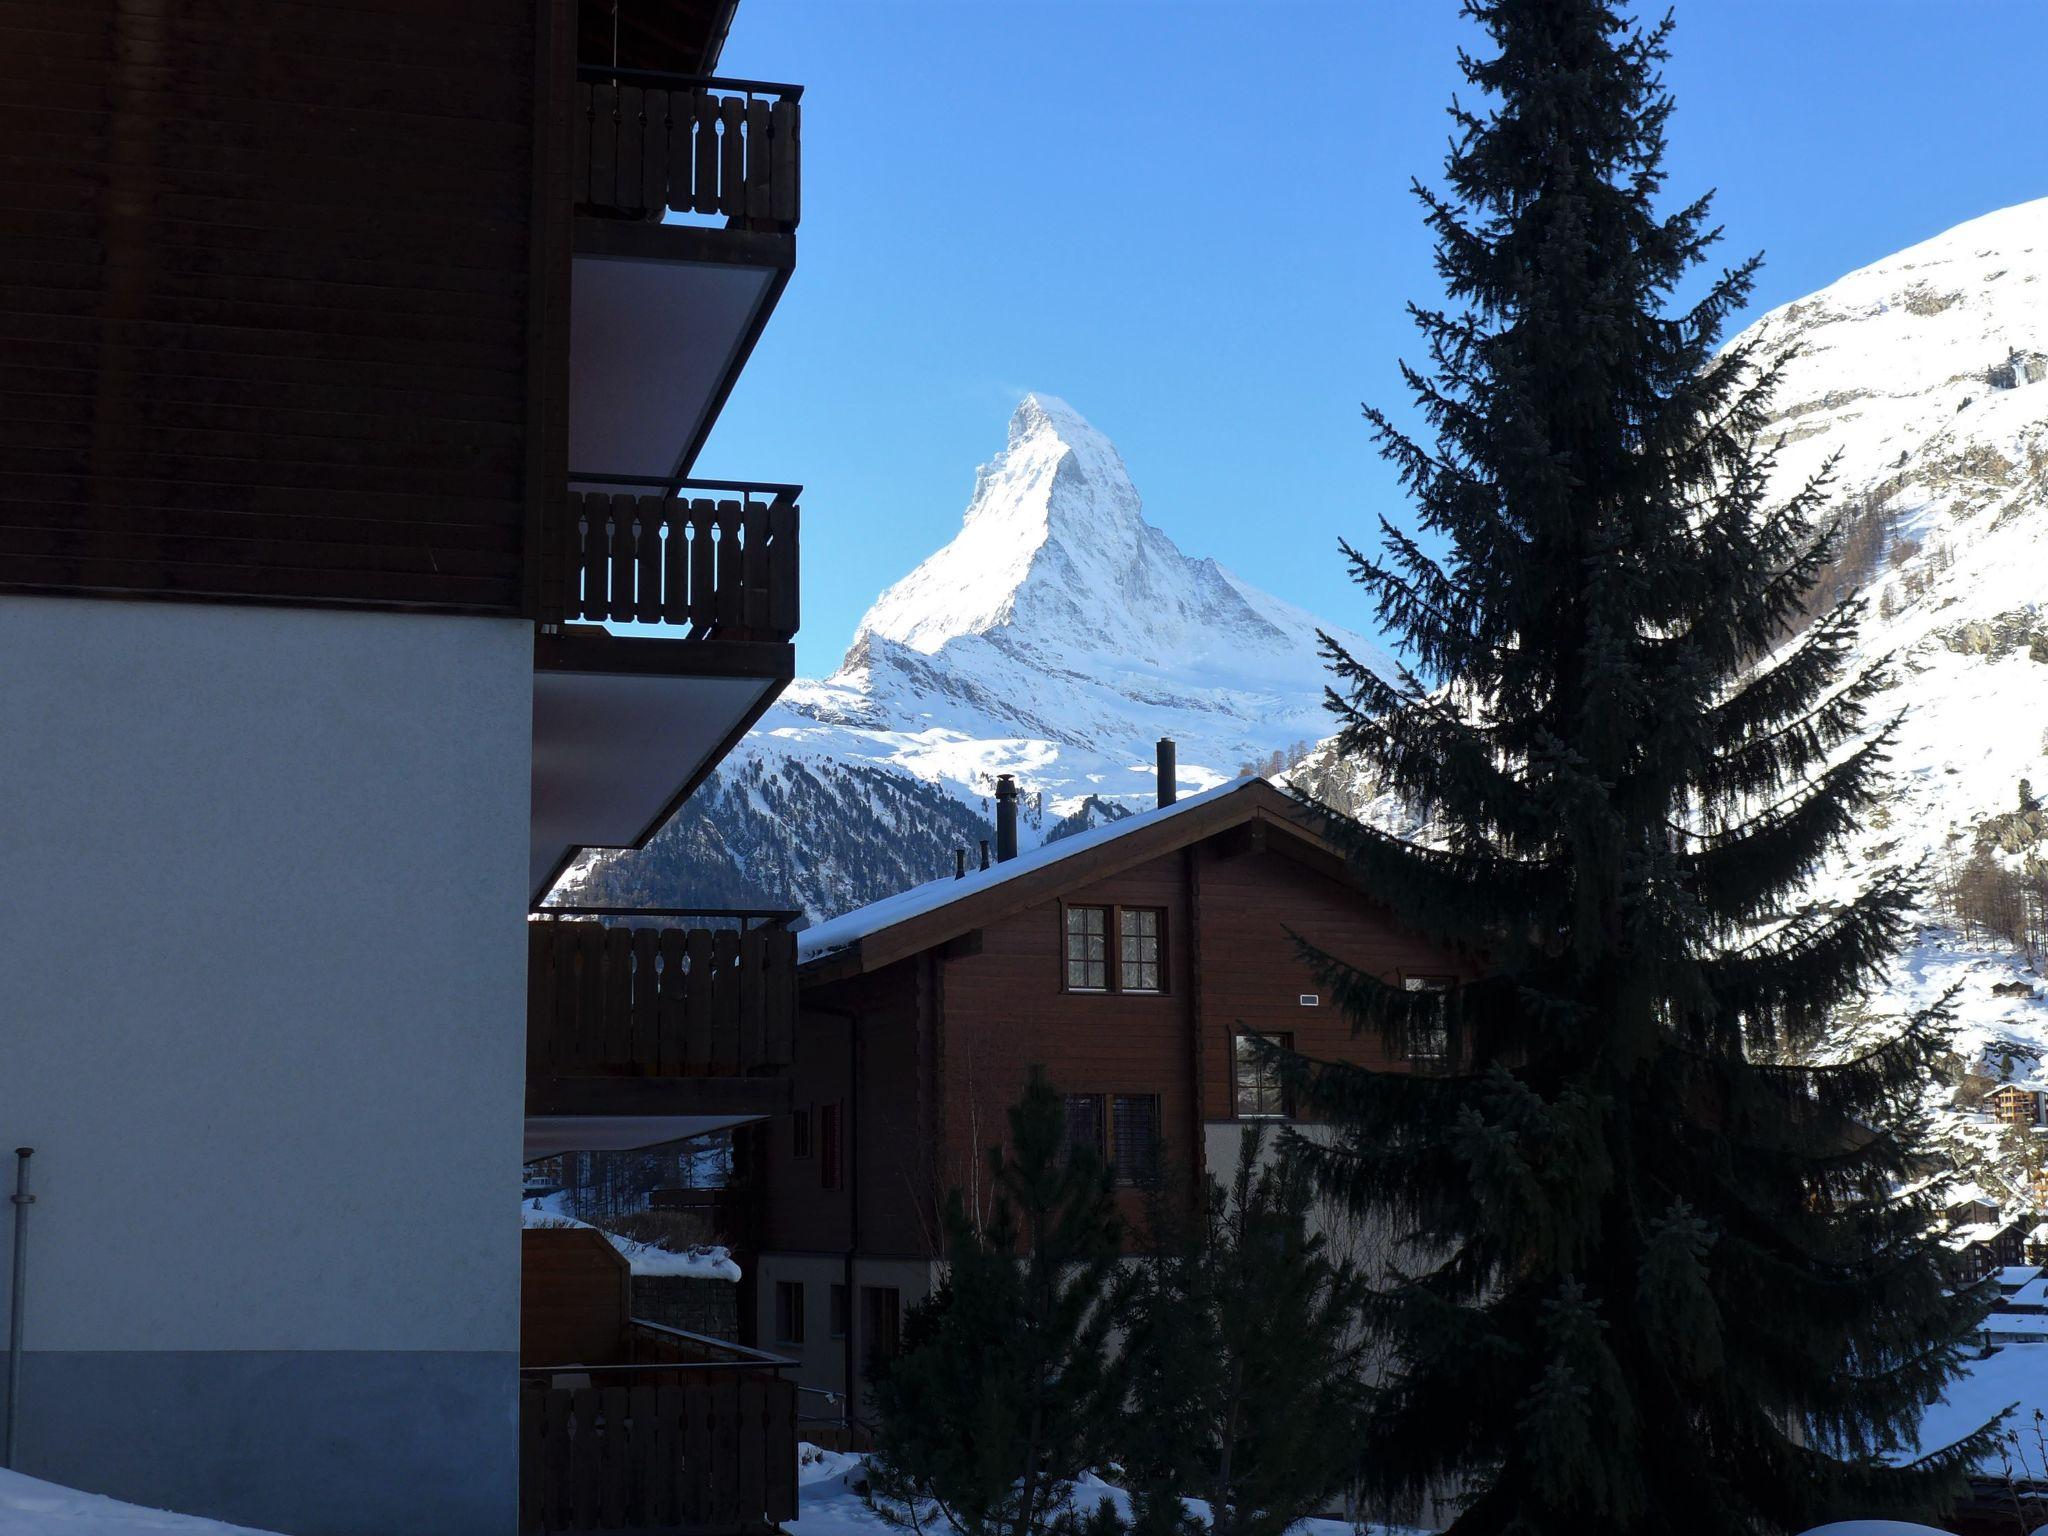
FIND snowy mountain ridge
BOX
[567,393,1376,908]
[737,392,1384,821]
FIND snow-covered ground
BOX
[521,1192,742,1281]
[784,1446,1425,1536]
[0,1471,277,1536]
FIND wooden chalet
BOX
[751,763,1468,1426]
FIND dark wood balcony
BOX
[520,1225,797,1535]
[526,912,797,1144]
[529,483,797,899]
[566,71,799,481]
[574,72,799,233]
[541,479,799,643]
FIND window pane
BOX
[1404,977,1450,1061]
[1120,908,1162,992]
[1065,906,1109,989]
[1064,1094,1103,1156]
[775,1280,805,1345]
[1233,1033,1292,1118]
[1113,1094,1161,1186]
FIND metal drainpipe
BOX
[4,1147,34,1470]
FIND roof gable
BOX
[797,778,1349,981]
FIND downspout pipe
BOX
[4,1147,33,1470]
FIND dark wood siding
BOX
[761,962,931,1259]
[0,0,544,611]
[1191,841,1466,1120]
[782,818,1473,1259]
[937,856,1195,1233]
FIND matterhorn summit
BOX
[774,392,1385,792]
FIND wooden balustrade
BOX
[542,488,798,643]
[518,1370,798,1534]
[528,920,798,1080]
[574,76,799,231]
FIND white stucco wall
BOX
[0,594,531,1354]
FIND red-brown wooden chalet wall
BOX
[0,0,562,613]
[764,822,1467,1256]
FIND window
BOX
[820,1102,842,1190]
[1065,905,1108,990]
[830,1283,850,1340]
[1119,908,1164,992]
[792,1107,812,1159]
[1404,976,1451,1064]
[862,1286,902,1369]
[1233,1032,1293,1119]
[1112,1094,1162,1187]
[774,1280,805,1345]
[1064,903,1168,994]
[1063,1094,1104,1157]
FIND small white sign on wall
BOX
[1299,994,1320,1007]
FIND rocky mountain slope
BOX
[568,394,1377,907]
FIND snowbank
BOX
[781,1446,1425,1536]
[0,1469,280,1535]
[521,1195,743,1282]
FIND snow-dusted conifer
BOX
[867,1076,1123,1536]
[1114,1128,1370,1536]
[1292,2,1994,1530]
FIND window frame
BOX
[773,1279,806,1346]
[819,1101,843,1190]
[1231,1031,1295,1121]
[1062,902,1111,992]
[1063,1092,1106,1159]
[1110,1092,1163,1188]
[1058,901,1170,996]
[862,1285,903,1370]
[791,1105,812,1159]
[1402,974,1453,1066]
[829,1282,850,1341]
[1118,906,1166,994]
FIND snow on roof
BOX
[2010,1277,2048,1309]
[1908,1344,2048,1470]
[521,1196,742,1281]
[1984,1310,2048,1336]
[796,777,1270,965]
[1945,1220,2013,1251]
[1997,1265,2043,1290]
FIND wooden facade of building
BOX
[752,779,1467,1423]
[3,2,803,1528]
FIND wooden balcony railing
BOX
[543,479,799,642]
[574,68,800,232]
[520,1324,798,1534]
[528,913,798,1081]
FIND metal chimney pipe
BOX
[995,775,1019,862]
[1157,739,1177,808]
[954,848,967,880]
[979,840,990,871]
[4,1147,33,1470]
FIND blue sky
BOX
[694,1,2048,679]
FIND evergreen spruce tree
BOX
[1115,1128,1371,1536]
[868,1076,1124,1536]
[1295,3,1996,1530]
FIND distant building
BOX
[753,772,1470,1424]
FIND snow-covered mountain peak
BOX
[749,394,1387,823]
[860,392,1153,657]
